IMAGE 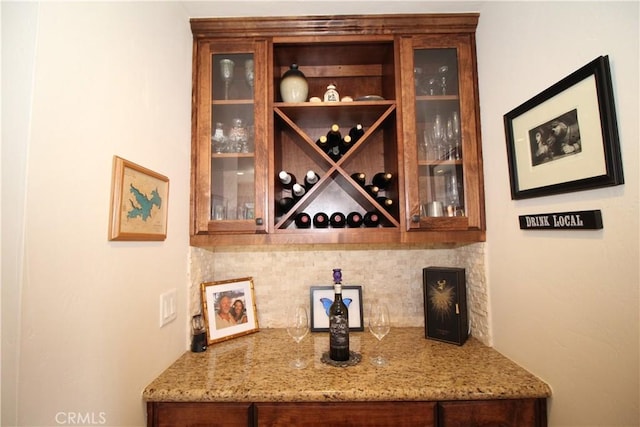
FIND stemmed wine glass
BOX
[286,305,309,369]
[245,59,254,90]
[368,302,391,366]
[219,59,235,100]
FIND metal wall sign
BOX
[519,210,603,230]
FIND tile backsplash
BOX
[190,242,490,345]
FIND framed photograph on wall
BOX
[108,156,169,241]
[309,285,364,332]
[201,277,259,345]
[504,55,623,199]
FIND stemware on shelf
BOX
[219,58,235,100]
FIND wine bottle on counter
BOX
[329,268,350,362]
[372,172,393,190]
[339,134,353,156]
[313,212,330,228]
[294,212,311,228]
[329,212,346,228]
[364,184,380,198]
[350,172,366,188]
[277,197,295,216]
[292,183,306,201]
[348,123,365,143]
[364,211,380,227]
[304,170,320,190]
[346,211,363,228]
[376,196,395,213]
[278,170,297,190]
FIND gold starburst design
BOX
[428,280,455,321]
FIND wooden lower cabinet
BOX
[255,401,436,426]
[147,398,546,427]
[438,399,547,427]
[147,402,253,427]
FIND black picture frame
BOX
[504,55,624,200]
[309,285,364,332]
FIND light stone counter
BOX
[143,328,551,403]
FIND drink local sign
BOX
[519,210,603,230]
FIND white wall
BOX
[476,2,639,426]
[2,2,193,426]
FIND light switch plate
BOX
[159,289,177,327]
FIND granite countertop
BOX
[143,327,551,403]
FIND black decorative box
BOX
[422,267,468,345]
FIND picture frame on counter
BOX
[503,55,623,200]
[108,156,169,241]
[310,285,364,332]
[201,277,259,345]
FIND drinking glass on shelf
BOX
[368,302,391,366]
[452,111,461,160]
[245,59,254,90]
[286,305,309,369]
[433,114,444,160]
[219,59,235,100]
[438,65,449,95]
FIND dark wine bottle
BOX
[363,211,380,227]
[364,184,380,198]
[372,172,393,190]
[278,170,297,190]
[376,196,394,213]
[277,197,295,216]
[313,212,329,228]
[348,123,365,143]
[292,183,306,201]
[329,268,350,362]
[346,211,363,228]
[315,135,329,151]
[304,170,320,190]
[294,212,311,228]
[339,134,353,156]
[329,212,346,228]
[350,172,366,188]
[326,124,342,145]
[326,124,342,161]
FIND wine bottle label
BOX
[329,315,349,349]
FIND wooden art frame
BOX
[504,55,623,199]
[309,285,364,332]
[201,277,259,345]
[109,156,169,241]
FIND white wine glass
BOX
[219,58,235,100]
[244,59,254,90]
[286,305,309,369]
[368,302,391,366]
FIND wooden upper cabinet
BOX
[400,33,485,241]
[189,14,485,246]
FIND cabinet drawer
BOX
[148,402,252,427]
[255,401,436,427]
[438,398,546,427]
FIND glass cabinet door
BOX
[414,48,465,219]
[193,40,267,235]
[403,34,484,233]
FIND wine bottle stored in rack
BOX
[313,212,329,228]
[294,212,311,228]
